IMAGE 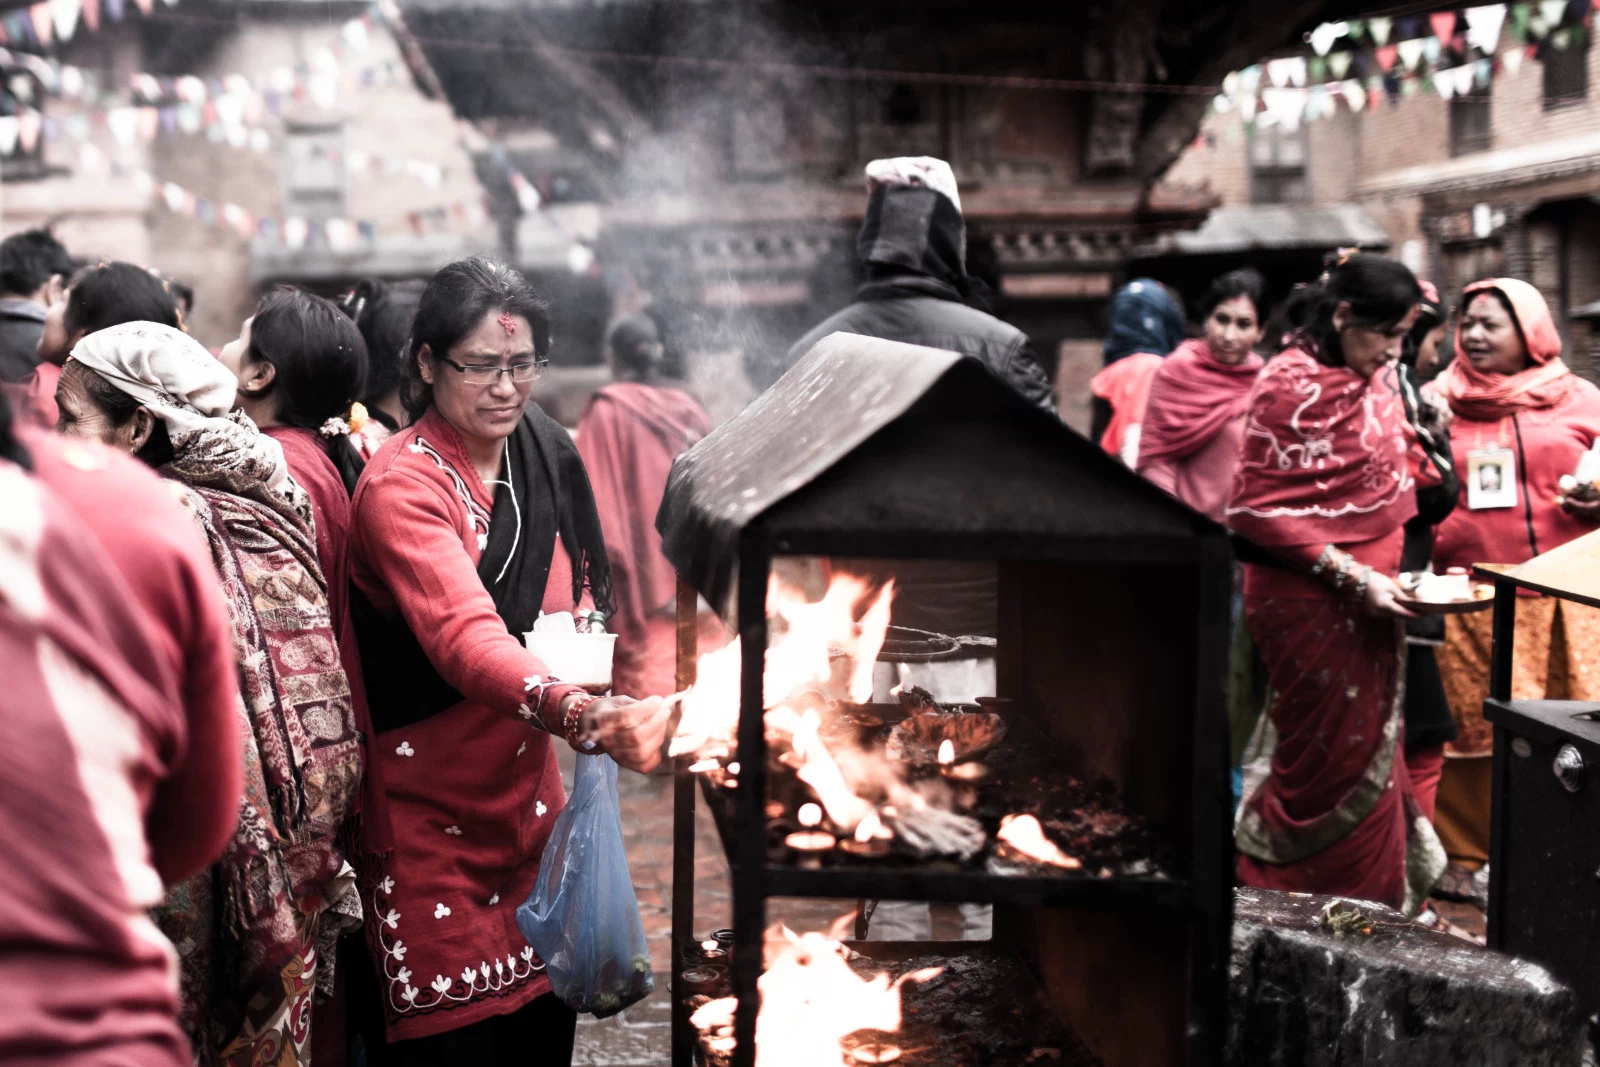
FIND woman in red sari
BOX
[576,315,711,698]
[1227,253,1437,911]
[1428,279,1600,870]
[1138,268,1266,521]
[350,258,670,1064]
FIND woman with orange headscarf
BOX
[1430,278,1600,871]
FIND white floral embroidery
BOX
[407,434,492,544]
[434,903,451,919]
[518,703,533,720]
[535,800,547,817]
[373,876,545,1018]
[524,676,542,689]
[516,742,527,757]
[444,825,463,836]
[395,741,415,757]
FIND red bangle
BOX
[561,693,598,749]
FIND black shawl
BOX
[358,405,613,733]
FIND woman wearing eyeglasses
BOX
[349,258,671,1064]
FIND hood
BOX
[1458,277,1562,365]
[1103,278,1186,365]
[856,185,968,293]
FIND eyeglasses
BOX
[436,355,546,386]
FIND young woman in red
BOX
[1227,254,1436,910]
[350,258,670,1064]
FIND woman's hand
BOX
[573,694,672,774]
[1562,482,1600,523]
[1364,570,1418,619]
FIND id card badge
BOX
[1466,447,1518,510]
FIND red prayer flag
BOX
[131,0,152,16]
[82,0,98,31]
[1369,85,1385,111]
[28,2,51,46]
[1376,44,1398,72]
[1430,12,1457,41]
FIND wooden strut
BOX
[670,576,700,1067]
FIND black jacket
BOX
[780,186,1056,412]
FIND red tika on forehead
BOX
[498,311,517,337]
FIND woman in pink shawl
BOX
[1227,253,1439,911]
[1138,269,1267,520]
[576,314,711,698]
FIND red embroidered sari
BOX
[1226,348,1434,910]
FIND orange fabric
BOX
[1089,352,1162,458]
[1434,754,1493,865]
[1436,596,1600,756]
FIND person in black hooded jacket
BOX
[780,156,1056,411]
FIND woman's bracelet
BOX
[561,692,598,750]
[1352,566,1373,602]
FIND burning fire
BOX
[689,915,941,1066]
[936,739,955,765]
[996,814,1081,869]
[670,570,896,838]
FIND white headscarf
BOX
[864,156,962,214]
[69,320,290,491]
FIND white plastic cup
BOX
[523,631,617,690]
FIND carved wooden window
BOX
[1450,95,1492,156]
[283,121,347,220]
[1543,37,1589,108]
[1248,123,1308,204]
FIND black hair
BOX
[0,389,29,470]
[0,228,72,298]
[1402,289,1448,368]
[63,262,182,339]
[248,286,370,495]
[1199,267,1268,323]
[170,281,194,315]
[74,363,175,469]
[607,314,663,380]
[402,257,552,424]
[1290,254,1422,367]
[342,278,423,431]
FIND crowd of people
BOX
[4,151,1598,1064]
[1095,252,1600,915]
[0,233,677,1066]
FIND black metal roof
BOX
[657,332,1225,621]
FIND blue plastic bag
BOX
[516,752,654,1017]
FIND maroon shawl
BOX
[576,382,710,646]
[1138,338,1263,464]
[1226,344,1417,549]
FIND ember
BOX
[996,814,1082,870]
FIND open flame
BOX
[996,813,1082,869]
[670,569,898,838]
[689,916,942,1066]
[936,739,955,765]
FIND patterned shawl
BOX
[1226,342,1417,549]
[152,410,363,1060]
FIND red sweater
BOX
[1,437,241,1065]
[350,408,587,1040]
[1433,381,1600,571]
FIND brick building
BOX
[0,0,492,348]
[1163,33,1600,379]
